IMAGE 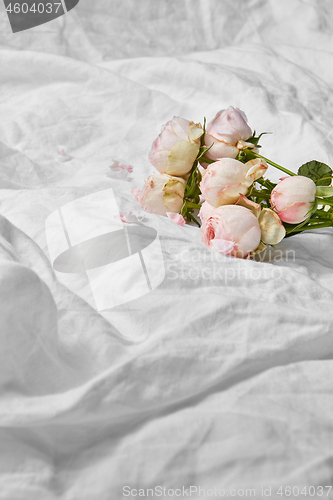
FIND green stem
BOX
[188,212,201,227]
[256,177,276,191]
[315,209,333,220]
[200,117,206,148]
[286,221,332,233]
[305,218,333,226]
[317,198,333,206]
[310,217,332,223]
[200,156,214,164]
[251,189,271,199]
[256,178,266,186]
[185,201,202,209]
[250,151,296,177]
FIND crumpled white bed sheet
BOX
[1,0,333,498]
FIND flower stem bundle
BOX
[133,107,333,259]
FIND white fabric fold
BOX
[1,0,333,498]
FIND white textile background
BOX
[1,1,333,499]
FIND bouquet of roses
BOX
[133,107,333,259]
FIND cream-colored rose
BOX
[200,157,268,208]
[149,117,203,177]
[203,106,253,162]
[133,173,186,216]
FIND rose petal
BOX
[235,194,261,218]
[199,201,216,222]
[245,158,268,183]
[250,241,267,256]
[166,212,186,226]
[110,160,133,173]
[259,208,286,244]
[277,202,312,224]
[210,238,236,255]
[131,187,142,203]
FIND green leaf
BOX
[200,117,206,148]
[246,131,270,148]
[197,142,213,160]
[315,186,333,198]
[236,149,257,163]
[297,160,333,186]
[185,166,201,199]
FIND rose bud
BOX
[203,106,253,162]
[133,173,186,217]
[149,117,203,177]
[201,205,261,259]
[270,176,317,224]
[200,157,268,208]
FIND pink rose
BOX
[149,117,203,177]
[200,157,268,208]
[270,176,316,223]
[199,201,216,223]
[201,204,261,259]
[133,173,186,216]
[203,106,252,161]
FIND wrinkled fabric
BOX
[1,1,333,499]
